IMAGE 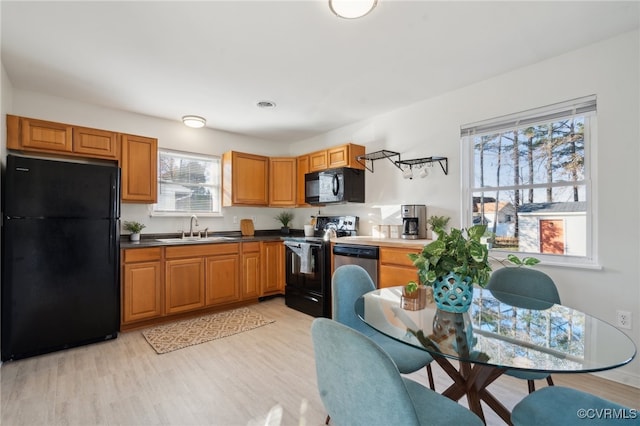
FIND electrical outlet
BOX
[251,216,256,223]
[233,216,238,224]
[617,310,632,329]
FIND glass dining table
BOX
[356,286,637,425]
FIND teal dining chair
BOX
[311,318,484,426]
[331,265,436,390]
[511,386,638,425]
[486,267,561,393]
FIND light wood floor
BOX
[1,297,638,426]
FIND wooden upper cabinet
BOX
[309,150,328,172]
[7,115,118,160]
[7,115,73,153]
[328,143,366,170]
[222,151,269,206]
[73,126,118,159]
[308,143,366,172]
[121,134,158,203]
[269,157,296,207]
[296,155,310,206]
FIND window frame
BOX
[151,148,222,217]
[460,96,600,269]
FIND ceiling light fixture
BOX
[257,100,276,109]
[182,115,206,128]
[329,0,377,19]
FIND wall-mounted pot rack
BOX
[356,150,448,175]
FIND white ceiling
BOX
[2,1,639,142]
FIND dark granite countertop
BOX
[120,229,304,249]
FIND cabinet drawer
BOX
[242,241,261,253]
[379,264,419,288]
[123,247,162,263]
[380,247,419,267]
[165,243,240,259]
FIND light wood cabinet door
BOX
[241,243,261,299]
[269,157,296,206]
[121,133,158,203]
[327,143,366,170]
[261,241,285,296]
[205,254,241,306]
[121,247,163,325]
[73,126,118,159]
[122,261,163,323]
[20,117,73,153]
[309,150,328,172]
[296,155,310,206]
[378,247,420,288]
[165,258,205,314]
[222,151,269,206]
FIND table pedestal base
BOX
[434,356,512,425]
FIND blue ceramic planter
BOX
[433,273,473,313]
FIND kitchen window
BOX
[152,149,221,216]
[460,95,597,267]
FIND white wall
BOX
[3,30,638,386]
[291,30,640,386]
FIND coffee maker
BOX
[401,204,427,239]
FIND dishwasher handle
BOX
[332,244,379,259]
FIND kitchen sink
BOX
[156,236,235,244]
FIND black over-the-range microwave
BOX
[304,167,365,205]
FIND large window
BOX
[153,149,221,215]
[461,96,596,266]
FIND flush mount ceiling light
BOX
[182,115,206,128]
[329,0,377,19]
[256,100,276,109]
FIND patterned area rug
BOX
[142,307,275,354]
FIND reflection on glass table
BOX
[356,286,636,424]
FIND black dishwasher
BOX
[332,244,379,287]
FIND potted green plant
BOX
[408,225,491,312]
[274,211,294,235]
[427,215,450,240]
[123,221,146,242]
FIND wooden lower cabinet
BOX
[242,242,261,299]
[261,241,285,296]
[379,246,421,288]
[205,253,241,305]
[121,247,163,325]
[165,257,205,314]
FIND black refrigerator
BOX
[2,154,120,361]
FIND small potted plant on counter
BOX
[123,221,146,242]
[427,215,450,240]
[274,211,294,235]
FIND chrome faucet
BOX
[189,215,199,237]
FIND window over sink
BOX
[460,95,597,268]
[152,149,221,216]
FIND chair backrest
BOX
[486,267,560,310]
[311,318,421,426]
[331,264,376,334]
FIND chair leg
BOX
[426,365,436,391]
[325,414,330,425]
[546,375,554,387]
[527,379,536,394]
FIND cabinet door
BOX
[165,258,205,314]
[205,254,240,306]
[296,155,310,206]
[269,157,296,206]
[223,151,269,206]
[241,243,261,299]
[21,117,73,153]
[309,150,328,172]
[379,247,420,288]
[261,241,285,296]
[327,143,366,170]
[122,261,162,323]
[121,134,158,203]
[73,126,118,159]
